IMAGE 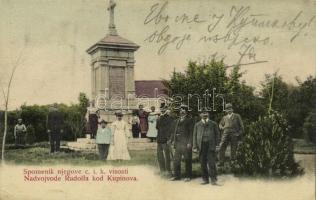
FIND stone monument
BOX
[87,0,140,115]
[66,1,160,152]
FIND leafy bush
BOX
[233,111,303,177]
[26,125,36,145]
[303,110,316,144]
[1,93,89,143]
[20,105,49,142]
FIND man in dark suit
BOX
[88,110,99,139]
[169,105,194,182]
[193,109,220,185]
[218,103,244,166]
[156,107,174,176]
[47,103,64,153]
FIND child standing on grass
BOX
[96,120,112,160]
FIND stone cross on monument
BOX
[107,0,117,35]
[87,0,140,113]
[67,0,142,151]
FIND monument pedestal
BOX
[71,0,156,153]
[67,138,97,152]
[66,137,157,152]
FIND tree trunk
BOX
[268,74,276,114]
[0,47,24,163]
[1,109,7,162]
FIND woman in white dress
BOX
[107,111,131,160]
[146,106,159,142]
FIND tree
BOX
[260,74,316,138]
[78,93,89,137]
[164,60,263,124]
[60,93,89,140]
[260,73,291,114]
[164,60,228,119]
[303,110,316,143]
[1,49,25,163]
[226,66,265,126]
[78,92,89,116]
[287,76,316,138]
[20,105,49,142]
[25,125,36,145]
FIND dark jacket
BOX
[170,115,194,146]
[88,113,99,132]
[47,110,64,134]
[193,119,220,152]
[156,114,174,144]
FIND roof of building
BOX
[135,80,168,98]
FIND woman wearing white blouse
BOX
[107,111,131,160]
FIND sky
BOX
[0,0,315,109]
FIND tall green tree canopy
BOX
[164,60,264,124]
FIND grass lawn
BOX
[4,143,157,166]
[4,140,313,177]
[3,142,206,177]
[293,139,316,154]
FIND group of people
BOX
[12,103,65,152]
[155,103,244,185]
[88,104,159,142]
[13,102,244,185]
[94,105,161,161]
[46,103,131,160]
[130,104,159,141]
[95,111,131,161]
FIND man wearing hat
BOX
[193,109,220,185]
[156,106,174,176]
[218,103,244,166]
[169,104,194,181]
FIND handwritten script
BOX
[143,2,315,67]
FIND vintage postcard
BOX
[0,0,315,200]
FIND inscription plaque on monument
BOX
[109,67,125,98]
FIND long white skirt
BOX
[107,129,131,160]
